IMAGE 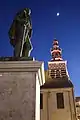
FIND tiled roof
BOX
[41,77,73,89]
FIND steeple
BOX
[51,39,62,61]
[48,39,69,79]
[40,39,76,120]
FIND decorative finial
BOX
[50,39,63,61]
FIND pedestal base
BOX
[0,60,45,120]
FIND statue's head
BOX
[24,8,31,15]
[15,8,31,19]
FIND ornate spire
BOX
[48,39,69,79]
[50,39,63,61]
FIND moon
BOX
[57,13,60,16]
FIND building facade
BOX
[40,39,76,120]
[75,97,80,120]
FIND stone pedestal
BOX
[0,61,45,120]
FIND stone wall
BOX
[0,61,45,120]
[0,72,36,120]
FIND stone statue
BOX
[8,8,33,57]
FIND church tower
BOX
[40,39,76,120]
[48,39,69,79]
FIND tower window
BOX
[56,93,64,109]
[40,93,43,109]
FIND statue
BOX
[8,8,33,57]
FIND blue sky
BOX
[0,0,80,96]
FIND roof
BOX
[75,97,80,102]
[40,77,73,89]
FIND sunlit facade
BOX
[75,97,80,120]
[40,39,76,120]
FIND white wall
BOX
[41,88,76,120]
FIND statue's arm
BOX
[8,20,16,47]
